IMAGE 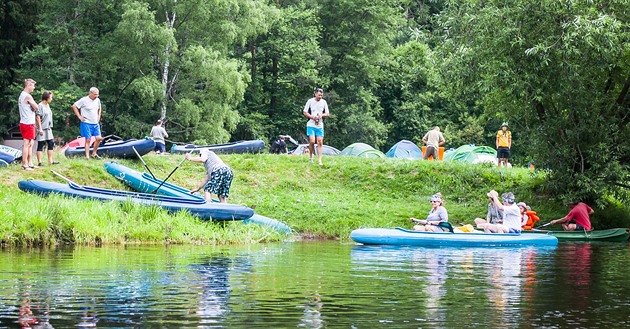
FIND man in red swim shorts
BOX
[18,78,39,170]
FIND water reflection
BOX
[190,256,232,326]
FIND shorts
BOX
[508,228,521,234]
[204,166,233,199]
[37,139,54,152]
[497,147,510,159]
[154,142,166,153]
[306,126,324,138]
[423,145,438,160]
[568,220,586,231]
[19,123,36,140]
[80,122,101,139]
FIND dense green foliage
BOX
[0,0,628,204]
[2,153,629,246]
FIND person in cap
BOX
[270,135,288,154]
[410,193,449,232]
[150,119,169,154]
[477,190,521,233]
[549,201,593,231]
[185,149,233,203]
[496,122,511,167]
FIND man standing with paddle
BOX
[548,202,593,231]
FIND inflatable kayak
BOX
[64,138,155,159]
[350,227,558,247]
[18,179,254,221]
[103,161,292,233]
[523,228,629,242]
[0,145,22,160]
[170,140,265,154]
[0,150,15,165]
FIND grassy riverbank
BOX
[2,152,627,246]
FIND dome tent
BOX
[340,143,386,158]
[385,140,423,160]
[443,144,497,164]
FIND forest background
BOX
[0,0,628,205]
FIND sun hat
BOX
[517,202,528,209]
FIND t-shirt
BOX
[303,98,329,128]
[566,202,593,231]
[486,202,504,224]
[73,96,101,124]
[426,206,448,223]
[203,150,229,174]
[19,91,36,125]
[150,126,168,143]
[502,203,521,232]
[423,130,445,148]
[496,130,512,148]
[36,102,53,129]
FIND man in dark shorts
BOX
[549,202,594,231]
[495,122,511,167]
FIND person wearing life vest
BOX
[517,202,540,230]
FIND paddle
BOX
[51,170,83,188]
[132,146,156,179]
[536,221,554,229]
[151,149,194,194]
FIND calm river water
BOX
[1,241,629,328]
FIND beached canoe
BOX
[18,179,254,221]
[170,140,265,154]
[103,160,292,233]
[350,227,558,247]
[0,145,22,160]
[523,228,630,242]
[64,138,155,159]
[0,150,15,165]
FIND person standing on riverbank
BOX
[72,87,103,159]
[150,119,169,154]
[303,88,330,166]
[36,91,59,166]
[496,122,511,167]
[422,126,445,160]
[18,79,39,170]
[186,149,234,203]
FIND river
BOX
[1,241,629,328]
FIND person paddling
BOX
[548,202,593,231]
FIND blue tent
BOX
[385,140,423,159]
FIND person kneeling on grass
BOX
[476,190,521,234]
[410,193,449,232]
[185,149,233,203]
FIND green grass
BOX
[0,152,618,246]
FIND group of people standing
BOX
[410,190,594,234]
[18,79,103,169]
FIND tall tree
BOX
[434,0,630,202]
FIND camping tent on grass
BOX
[385,140,423,160]
[340,143,385,158]
[443,144,497,164]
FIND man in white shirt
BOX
[479,190,522,233]
[303,88,330,166]
[72,87,103,159]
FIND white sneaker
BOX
[318,161,323,166]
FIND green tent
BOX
[340,143,385,158]
[443,145,497,164]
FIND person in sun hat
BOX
[496,122,512,167]
[474,192,505,228]
[185,148,233,203]
[517,202,529,228]
[476,190,521,233]
[410,193,450,232]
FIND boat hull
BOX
[18,180,254,221]
[171,140,265,154]
[523,228,630,242]
[0,150,15,165]
[104,161,291,232]
[351,227,559,247]
[64,139,155,159]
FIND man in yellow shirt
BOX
[496,122,511,167]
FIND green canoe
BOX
[523,228,630,242]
